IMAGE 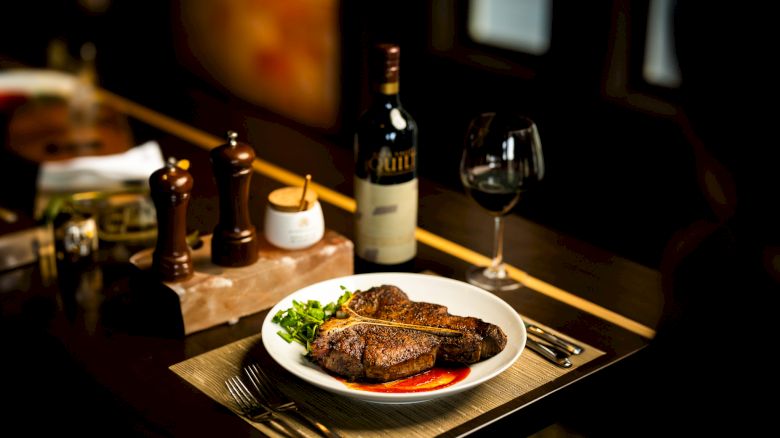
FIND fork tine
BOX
[227,377,304,438]
[234,376,260,407]
[226,378,250,412]
[245,364,277,403]
[237,376,309,438]
[244,364,342,438]
[249,363,285,402]
[244,365,266,399]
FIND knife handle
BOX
[527,324,583,355]
[526,338,572,368]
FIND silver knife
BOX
[526,338,572,368]
[526,324,583,355]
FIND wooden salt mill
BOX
[210,131,258,266]
[150,158,194,282]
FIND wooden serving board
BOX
[129,230,353,335]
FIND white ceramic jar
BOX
[263,186,324,250]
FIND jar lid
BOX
[267,186,318,212]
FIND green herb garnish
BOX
[272,286,352,353]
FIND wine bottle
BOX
[354,43,418,271]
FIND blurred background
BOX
[0,0,772,274]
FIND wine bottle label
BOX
[354,176,417,264]
[358,146,416,180]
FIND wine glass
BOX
[460,112,545,291]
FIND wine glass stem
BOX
[488,216,506,276]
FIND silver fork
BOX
[225,375,305,438]
[244,363,341,438]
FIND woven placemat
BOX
[170,317,603,437]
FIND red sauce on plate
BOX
[338,366,471,393]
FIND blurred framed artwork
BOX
[176,0,340,130]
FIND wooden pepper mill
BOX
[149,158,194,282]
[210,131,258,266]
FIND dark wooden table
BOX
[0,88,661,437]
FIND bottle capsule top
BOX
[373,43,400,84]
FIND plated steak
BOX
[309,285,508,382]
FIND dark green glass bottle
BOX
[354,43,418,272]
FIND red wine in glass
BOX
[460,113,544,291]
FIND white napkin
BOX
[37,140,165,192]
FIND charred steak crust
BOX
[310,324,439,382]
[309,285,508,382]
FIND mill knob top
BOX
[211,131,255,169]
[149,158,193,195]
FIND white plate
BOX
[261,272,526,404]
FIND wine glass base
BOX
[465,266,523,292]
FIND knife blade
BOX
[526,324,583,355]
[526,338,572,368]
